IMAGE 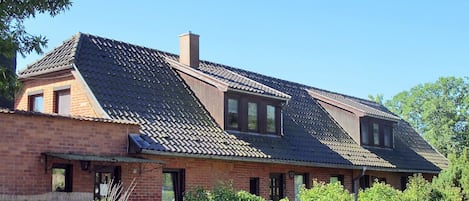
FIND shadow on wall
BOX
[0,192,92,201]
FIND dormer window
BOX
[225,93,282,135]
[248,102,258,132]
[227,99,239,129]
[360,118,394,148]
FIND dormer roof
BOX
[308,88,401,122]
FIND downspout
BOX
[352,166,367,201]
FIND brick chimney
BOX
[179,32,199,67]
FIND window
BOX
[294,174,308,201]
[54,89,70,115]
[371,176,387,184]
[269,173,284,201]
[401,176,410,191]
[248,102,258,131]
[94,166,121,201]
[360,118,394,148]
[330,175,344,185]
[384,126,392,147]
[266,105,276,133]
[52,164,72,192]
[225,95,282,135]
[163,169,185,201]
[361,122,369,145]
[29,94,44,112]
[359,175,370,189]
[227,99,239,129]
[249,177,260,196]
[373,123,380,145]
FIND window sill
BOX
[362,145,394,150]
[226,129,282,138]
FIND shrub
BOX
[297,180,353,201]
[237,191,266,201]
[402,173,462,201]
[183,186,210,201]
[183,182,265,201]
[358,181,401,201]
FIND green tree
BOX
[0,0,72,103]
[294,180,353,201]
[385,77,469,156]
[432,149,469,200]
[358,181,402,201]
[368,94,384,105]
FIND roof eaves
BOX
[140,149,441,173]
[228,88,291,101]
[165,58,229,91]
[0,108,137,125]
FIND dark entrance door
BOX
[94,166,121,200]
[269,173,284,201]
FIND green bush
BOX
[183,182,265,201]
[402,173,462,201]
[237,191,266,201]
[297,180,353,201]
[358,181,402,201]
[183,186,210,201]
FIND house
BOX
[7,32,447,201]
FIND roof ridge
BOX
[19,33,80,75]
[223,67,291,99]
[78,32,179,58]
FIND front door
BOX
[269,173,284,201]
[94,166,121,201]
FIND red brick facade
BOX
[0,111,161,200]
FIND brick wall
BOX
[15,71,102,117]
[0,111,145,196]
[140,155,437,201]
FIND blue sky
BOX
[17,1,469,100]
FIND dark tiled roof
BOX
[72,33,269,159]
[19,35,79,78]
[20,33,447,172]
[221,66,447,171]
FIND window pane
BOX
[56,90,70,115]
[267,105,276,133]
[294,175,305,201]
[384,126,392,147]
[361,122,369,145]
[52,168,66,192]
[30,95,44,112]
[373,123,380,145]
[248,102,258,131]
[330,176,339,184]
[162,173,175,201]
[227,99,239,129]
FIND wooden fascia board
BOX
[308,90,367,117]
[71,63,110,119]
[166,59,229,92]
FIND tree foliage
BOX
[385,76,469,156]
[358,181,402,201]
[0,0,72,103]
[0,0,72,56]
[432,149,469,200]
